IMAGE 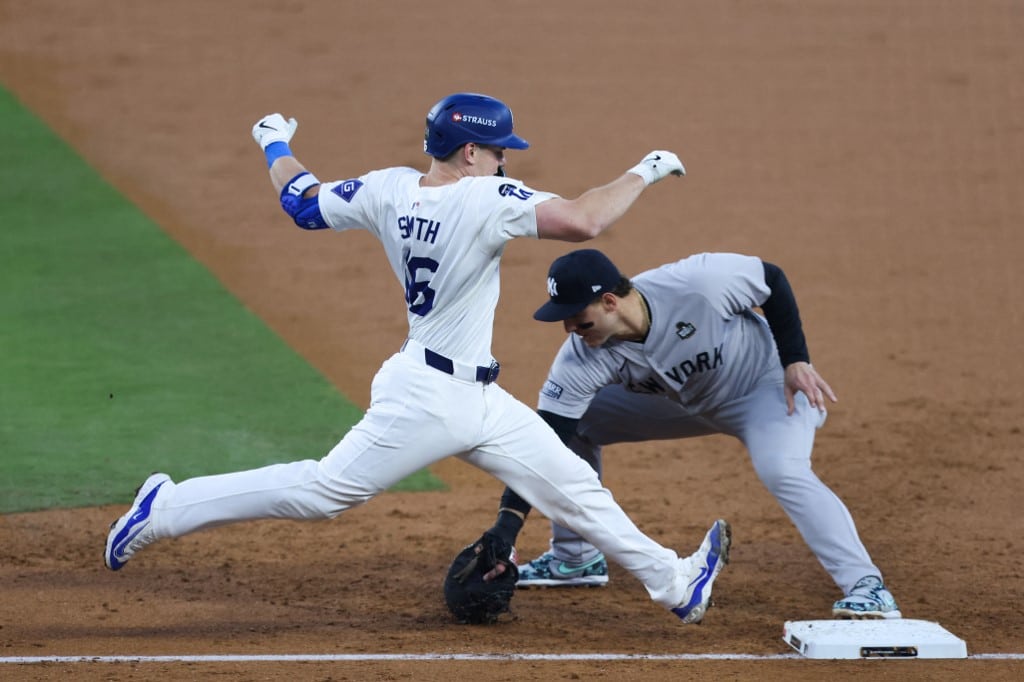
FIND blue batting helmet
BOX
[423,93,530,159]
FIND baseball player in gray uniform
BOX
[478,248,900,619]
[103,93,732,624]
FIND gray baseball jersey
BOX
[538,253,777,417]
[531,252,882,593]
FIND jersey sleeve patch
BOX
[331,179,365,203]
[541,380,564,400]
[497,182,534,201]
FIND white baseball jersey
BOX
[318,168,555,366]
[146,166,711,613]
[538,253,777,417]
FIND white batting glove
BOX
[252,113,298,150]
[627,150,686,185]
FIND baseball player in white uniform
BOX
[103,93,732,624]
[478,248,901,619]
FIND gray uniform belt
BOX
[402,339,500,384]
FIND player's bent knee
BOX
[751,457,812,493]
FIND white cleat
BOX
[104,473,171,570]
[671,519,731,624]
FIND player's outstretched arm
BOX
[253,114,313,190]
[535,151,684,242]
[252,113,328,230]
[760,261,838,414]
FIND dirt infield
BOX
[1,1,1022,679]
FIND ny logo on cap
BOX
[547,277,559,297]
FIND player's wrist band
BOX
[489,509,524,544]
[264,141,293,168]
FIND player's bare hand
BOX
[483,562,508,582]
[784,361,837,415]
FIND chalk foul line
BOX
[2,653,1023,663]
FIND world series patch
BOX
[675,321,696,339]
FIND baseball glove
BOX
[443,532,519,624]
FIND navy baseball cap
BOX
[533,249,623,322]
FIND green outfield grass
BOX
[0,87,442,513]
